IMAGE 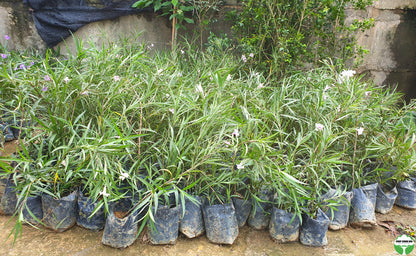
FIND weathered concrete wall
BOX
[57,13,172,55]
[349,0,416,101]
[0,0,236,54]
[0,0,46,52]
[0,0,173,53]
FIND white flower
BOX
[196,83,203,94]
[119,172,129,181]
[241,54,247,63]
[257,83,265,89]
[338,70,356,82]
[249,53,254,58]
[226,74,232,81]
[60,160,66,167]
[324,85,332,92]
[99,186,110,197]
[63,77,70,83]
[157,69,163,74]
[177,72,182,77]
[365,91,371,97]
[169,108,175,114]
[113,75,120,81]
[81,90,89,95]
[232,129,240,137]
[236,162,244,170]
[356,127,364,135]
[315,123,324,131]
[180,50,185,55]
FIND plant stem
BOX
[171,7,177,50]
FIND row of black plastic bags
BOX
[1,176,415,248]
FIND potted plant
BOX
[200,165,239,245]
[269,164,306,243]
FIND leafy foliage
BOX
[229,0,374,76]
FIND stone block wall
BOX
[349,0,416,101]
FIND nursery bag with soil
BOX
[248,190,273,230]
[41,190,78,232]
[179,196,204,238]
[101,199,138,248]
[77,191,106,231]
[269,207,300,243]
[148,205,180,245]
[395,178,416,209]
[323,189,352,230]
[375,184,398,214]
[349,183,377,228]
[299,208,330,247]
[22,195,43,224]
[0,175,17,215]
[232,197,252,228]
[202,200,239,245]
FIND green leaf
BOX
[184,17,194,24]
[180,5,194,12]
[132,0,149,8]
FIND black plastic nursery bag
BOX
[148,205,180,245]
[269,207,300,243]
[42,191,78,232]
[202,201,239,245]
[179,196,205,238]
[349,183,377,228]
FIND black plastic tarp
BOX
[23,0,150,47]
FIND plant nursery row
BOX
[0,37,415,247]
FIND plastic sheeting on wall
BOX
[23,0,150,47]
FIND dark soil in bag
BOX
[299,208,330,247]
[148,205,180,245]
[269,207,300,243]
[179,196,204,238]
[375,184,398,214]
[395,178,416,209]
[202,201,239,245]
[0,123,15,142]
[232,197,252,228]
[0,175,17,215]
[77,191,105,231]
[23,195,43,224]
[349,183,377,228]
[41,191,78,232]
[11,120,30,140]
[323,189,352,231]
[248,190,272,230]
[102,199,138,248]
